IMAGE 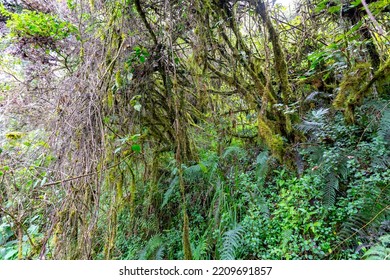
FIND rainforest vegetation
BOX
[0,0,389,260]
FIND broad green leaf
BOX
[131,144,141,153]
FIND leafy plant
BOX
[1,4,78,41]
[364,235,390,260]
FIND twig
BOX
[40,152,134,188]
[98,38,126,87]
[361,0,385,35]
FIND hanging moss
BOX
[126,161,136,222]
[256,1,293,102]
[285,113,293,134]
[257,115,284,161]
[143,152,160,219]
[333,63,371,123]
[358,58,390,97]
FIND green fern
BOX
[155,245,165,260]
[363,234,390,260]
[339,180,390,244]
[297,120,324,134]
[378,107,390,147]
[161,176,178,209]
[138,235,165,260]
[184,155,219,184]
[220,224,243,260]
[281,229,293,252]
[191,234,210,260]
[371,156,390,169]
[297,108,329,134]
[162,155,219,210]
[184,163,203,183]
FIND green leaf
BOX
[328,6,340,13]
[33,179,40,189]
[131,144,141,153]
[221,225,244,260]
[315,0,328,13]
[198,162,208,173]
[350,0,361,7]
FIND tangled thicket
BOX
[0,0,389,260]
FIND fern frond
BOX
[204,155,219,182]
[297,121,323,134]
[323,173,339,207]
[378,108,390,145]
[184,163,203,183]
[281,229,293,249]
[222,146,247,162]
[336,157,349,181]
[297,108,329,135]
[256,150,269,187]
[161,176,178,209]
[304,145,324,163]
[207,178,224,230]
[155,246,165,260]
[311,108,329,119]
[183,155,219,184]
[339,183,390,242]
[371,155,390,169]
[138,235,164,260]
[258,195,270,219]
[304,91,321,103]
[220,224,243,260]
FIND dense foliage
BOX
[0,0,389,260]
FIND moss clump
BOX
[334,60,390,123]
[258,115,284,161]
[5,131,24,140]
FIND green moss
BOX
[182,212,193,260]
[115,71,123,89]
[333,63,371,123]
[258,115,284,161]
[334,59,390,123]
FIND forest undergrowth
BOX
[0,0,389,260]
